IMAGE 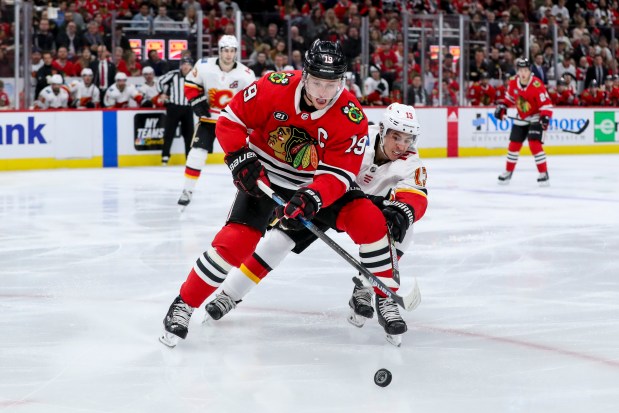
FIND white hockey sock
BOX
[359,235,398,288]
[183,147,208,192]
[222,229,296,302]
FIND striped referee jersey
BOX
[157,69,190,106]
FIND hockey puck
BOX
[374,368,392,387]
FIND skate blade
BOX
[497,180,510,186]
[385,333,402,347]
[347,309,370,328]
[202,312,211,324]
[178,205,188,213]
[159,331,180,348]
[538,181,550,187]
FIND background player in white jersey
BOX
[103,72,143,108]
[35,74,69,109]
[177,35,256,209]
[138,66,161,108]
[204,104,428,346]
[70,68,101,108]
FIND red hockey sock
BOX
[180,269,216,308]
[506,141,523,172]
[528,140,548,173]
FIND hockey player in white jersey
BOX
[103,72,143,108]
[70,68,101,108]
[35,74,70,109]
[177,35,256,209]
[204,103,428,346]
[138,66,161,107]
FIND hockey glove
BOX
[494,103,507,120]
[141,99,154,108]
[275,188,322,231]
[382,200,415,243]
[189,94,211,118]
[224,147,269,197]
[540,115,550,131]
[85,101,96,108]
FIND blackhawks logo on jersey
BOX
[267,72,294,85]
[267,125,319,169]
[516,95,531,114]
[533,80,541,88]
[341,101,364,124]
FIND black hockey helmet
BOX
[304,40,347,80]
[590,79,598,88]
[515,58,530,69]
[557,77,567,86]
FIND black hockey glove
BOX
[382,200,415,243]
[494,103,507,120]
[275,187,322,231]
[376,82,386,93]
[85,101,96,108]
[189,94,211,118]
[540,115,550,131]
[141,99,154,108]
[224,147,269,197]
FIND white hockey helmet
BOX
[50,74,64,85]
[379,103,421,150]
[218,35,238,50]
[81,68,93,77]
[115,72,128,81]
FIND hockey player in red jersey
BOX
[494,58,553,186]
[580,80,606,106]
[548,77,579,106]
[467,72,496,106]
[160,40,401,348]
[202,103,428,347]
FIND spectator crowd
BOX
[0,0,618,110]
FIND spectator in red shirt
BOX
[52,46,79,76]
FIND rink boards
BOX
[0,107,618,170]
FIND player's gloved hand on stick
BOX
[382,200,415,243]
[275,188,322,231]
[494,103,507,120]
[224,147,269,197]
[141,99,154,108]
[190,94,211,118]
[540,115,550,131]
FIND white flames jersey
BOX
[70,80,101,107]
[104,83,142,108]
[36,86,70,109]
[138,81,159,101]
[185,57,255,121]
[357,125,428,202]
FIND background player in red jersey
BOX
[494,58,553,186]
[159,40,400,348]
[549,77,579,106]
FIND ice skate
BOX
[203,291,240,322]
[497,171,513,185]
[376,295,407,347]
[537,172,550,187]
[159,295,194,348]
[177,189,192,212]
[347,277,374,328]
[162,156,169,166]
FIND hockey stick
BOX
[258,181,419,311]
[386,224,421,311]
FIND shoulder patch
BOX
[267,72,294,85]
[533,80,541,87]
[341,101,365,124]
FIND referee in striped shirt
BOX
[157,56,194,165]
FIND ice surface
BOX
[1,155,618,413]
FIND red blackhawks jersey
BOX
[217,70,369,207]
[548,89,578,106]
[467,82,496,106]
[580,89,605,106]
[504,75,552,122]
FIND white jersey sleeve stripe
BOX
[315,162,356,190]
[220,107,246,129]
